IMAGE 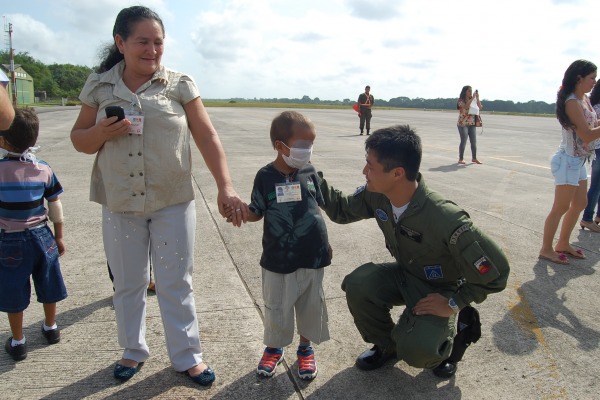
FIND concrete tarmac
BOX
[1,107,599,399]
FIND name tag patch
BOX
[399,225,422,242]
[474,256,492,275]
[375,209,389,222]
[424,265,443,280]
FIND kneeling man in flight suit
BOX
[319,125,509,378]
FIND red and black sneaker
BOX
[297,346,317,380]
[257,347,284,377]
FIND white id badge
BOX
[275,182,302,203]
[126,112,145,135]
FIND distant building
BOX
[1,64,34,104]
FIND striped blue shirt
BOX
[0,157,63,230]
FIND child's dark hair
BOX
[365,125,422,181]
[269,111,314,148]
[0,107,39,152]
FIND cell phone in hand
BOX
[105,106,125,122]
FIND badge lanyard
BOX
[275,176,302,203]
[126,94,145,135]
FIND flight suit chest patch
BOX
[376,209,389,222]
[424,265,443,280]
[399,225,422,243]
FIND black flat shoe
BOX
[41,324,60,344]
[432,359,457,379]
[114,361,144,381]
[355,345,396,371]
[4,337,27,361]
[189,367,215,386]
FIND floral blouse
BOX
[559,94,598,157]
[457,99,479,126]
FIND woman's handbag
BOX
[475,114,482,127]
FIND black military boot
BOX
[355,345,397,370]
[433,306,481,379]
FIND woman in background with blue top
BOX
[579,80,600,232]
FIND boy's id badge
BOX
[275,182,302,203]
[126,112,145,135]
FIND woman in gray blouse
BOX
[70,5,248,386]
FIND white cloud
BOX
[3,0,599,103]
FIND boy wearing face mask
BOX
[234,111,331,380]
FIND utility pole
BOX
[3,17,16,106]
[7,21,16,106]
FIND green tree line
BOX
[1,51,556,113]
[0,51,92,98]
[248,95,555,114]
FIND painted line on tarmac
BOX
[425,144,550,169]
[487,156,550,169]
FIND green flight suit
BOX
[319,172,510,369]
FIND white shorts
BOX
[261,268,330,348]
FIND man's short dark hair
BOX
[365,125,421,181]
[0,107,39,152]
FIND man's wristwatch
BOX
[448,297,460,314]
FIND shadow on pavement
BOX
[492,260,600,355]
[305,366,462,399]
[210,370,297,400]
[0,296,114,376]
[428,164,468,173]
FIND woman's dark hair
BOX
[457,85,471,110]
[365,125,422,181]
[590,80,600,107]
[556,59,597,129]
[97,6,165,73]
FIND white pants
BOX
[103,201,203,371]
[262,268,330,348]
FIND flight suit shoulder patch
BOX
[353,184,366,196]
[449,224,470,245]
[474,256,493,275]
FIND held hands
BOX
[218,188,249,227]
[412,293,457,318]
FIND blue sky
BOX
[1,0,597,103]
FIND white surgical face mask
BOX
[0,147,8,159]
[281,142,313,169]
